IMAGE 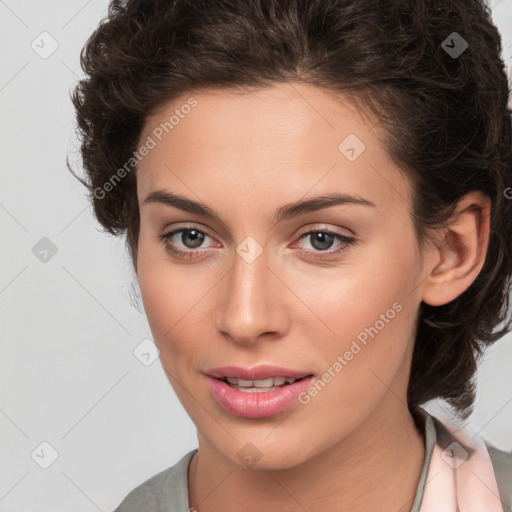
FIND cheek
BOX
[286,271,418,437]
[287,235,420,385]
[136,236,220,370]
[290,253,415,338]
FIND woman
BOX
[69,0,512,510]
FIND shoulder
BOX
[485,442,512,509]
[111,448,197,512]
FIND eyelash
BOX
[158,226,356,261]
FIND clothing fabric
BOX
[415,406,510,511]
[112,406,512,511]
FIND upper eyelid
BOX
[163,223,215,238]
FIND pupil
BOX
[182,229,204,248]
[311,232,333,251]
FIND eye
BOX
[159,227,218,260]
[158,226,356,261]
[293,229,356,260]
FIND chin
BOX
[216,436,316,472]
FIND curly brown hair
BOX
[68,0,512,421]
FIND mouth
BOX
[213,374,314,393]
[207,372,316,418]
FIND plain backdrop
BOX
[1,1,511,510]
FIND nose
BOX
[216,245,288,346]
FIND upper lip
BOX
[204,365,314,381]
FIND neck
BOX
[188,400,426,512]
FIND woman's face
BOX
[135,82,432,469]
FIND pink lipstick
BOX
[205,365,314,418]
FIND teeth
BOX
[225,376,299,388]
[252,378,274,388]
[236,387,275,393]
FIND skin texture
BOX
[134,82,491,512]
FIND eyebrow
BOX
[142,190,376,223]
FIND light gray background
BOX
[1,1,511,510]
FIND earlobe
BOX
[421,191,491,307]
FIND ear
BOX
[421,191,491,307]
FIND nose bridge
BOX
[216,242,281,343]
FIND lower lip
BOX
[206,376,314,418]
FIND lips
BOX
[204,364,314,381]
[207,374,316,418]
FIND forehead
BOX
[140,82,372,152]
[136,82,413,215]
